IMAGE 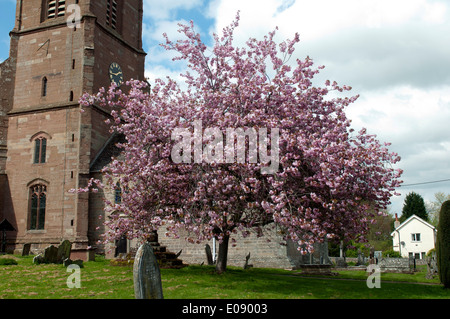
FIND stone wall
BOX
[158,225,294,269]
[378,258,412,273]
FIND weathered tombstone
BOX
[57,240,72,264]
[43,245,58,264]
[426,257,433,279]
[63,258,72,267]
[356,249,365,266]
[426,252,439,279]
[63,258,84,268]
[317,240,331,264]
[374,251,382,264]
[369,248,375,265]
[335,257,347,268]
[22,243,31,256]
[33,254,44,265]
[431,252,438,275]
[133,243,163,299]
[244,252,253,269]
[205,244,214,265]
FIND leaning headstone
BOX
[22,243,31,256]
[205,244,214,265]
[244,252,253,269]
[57,240,72,264]
[43,245,58,264]
[133,243,164,299]
[33,254,44,265]
[63,258,72,267]
[63,258,83,268]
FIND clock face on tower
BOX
[109,62,124,87]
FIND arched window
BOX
[42,77,48,97]
[29,184,47,230]
[114,182,122,204]
[34,136,47,164]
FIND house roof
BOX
[90,133,126,173]
[390,214,436,236]
[0,218,16,232]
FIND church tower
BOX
[0,0,146,258]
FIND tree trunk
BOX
[215,234,230,274]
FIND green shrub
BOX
[0,258,18,265]
[382,249,401,258]
[437,200,450,288]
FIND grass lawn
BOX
[1,255,450,299]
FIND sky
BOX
[1,0,450,216]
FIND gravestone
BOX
[205,244,214,265]
[378,258,411,273]
[43,245,58,264]
[426,252,438,279]
[374,251,382,264]
[22,243,31,256]
[335,257,347,268]
[33,254,44,265]
[57,240,72,264]
[244,252,253,269]
[133,243,164,299]
[369,248,375,265]
[64,258,84,268]
[356,249,365,266]
[33,241,73,265]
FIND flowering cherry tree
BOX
[79,13,402,273]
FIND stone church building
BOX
[0,0,146,261]
[0,0,325,268]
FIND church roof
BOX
[90,133,126,173]
[0,218,16,232]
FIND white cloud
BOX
[140,0,450,214]
[209,0,448,41]
[143,0,204,20]
[347,84,450,213]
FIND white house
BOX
[391,214,437,259]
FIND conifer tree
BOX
[437,200,450,288]
[401,192,428,222]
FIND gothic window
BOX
[47,0,66,19]
[106,0,118,30]
[114,182,122,204]
[29,185,47,230]
[34,137,47,164]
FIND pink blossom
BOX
[77,13,402,271]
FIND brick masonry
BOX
[0,0,145,259]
